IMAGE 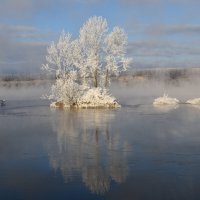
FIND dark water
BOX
[1,84,200,200]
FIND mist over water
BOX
[111,77,200,105]
[1,79,200,199]
[1,76,200,103]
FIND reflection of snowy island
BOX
[153,104,179,113]
[48,109,130,194]
[186,98,200,105]
[50,87,120,109]
[153,94,180,105]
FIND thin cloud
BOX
[127,39,200,68]
[128,40,200,57]
[0,0,100,17]
[119,0,200,5]
[146,24,200,36]
[0,24,49,74]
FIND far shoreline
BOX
[1,67,200,88]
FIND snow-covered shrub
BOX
[153,93,180,105]
[78,88,120,108]
[49,77,85,108]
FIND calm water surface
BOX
[1,83,200,200]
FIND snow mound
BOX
[186,98,200,105]
[50,88,120,109]
[153,93,179,105]
[78,88,120,108]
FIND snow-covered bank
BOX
[186,98,200,105]
[153,94,180,105]
[50,101,120,109]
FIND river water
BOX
[0,80,200,200]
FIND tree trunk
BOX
[94,69,98,87]
[83,75,86,86]
[104,69,109,88]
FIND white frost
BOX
[153,93,180,105]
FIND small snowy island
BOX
[186,98,200,105]
[43,16,131,109]
[50,87,120,109]
[153,94,180,105]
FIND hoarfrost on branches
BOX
[43,16,131,108]
[42,31,76,79]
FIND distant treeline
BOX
[1,68,200,82]
[119,68,200,82]
[0,74,55,82]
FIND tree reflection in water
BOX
[48,109,131,194]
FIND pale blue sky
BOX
[0,0,200,74]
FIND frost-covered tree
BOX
[42,31,83,105]
[43,16,131,108]
[79,16,131,88]
[79,16,108,88]
[42,31,76,79]
[104,26,131,87]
